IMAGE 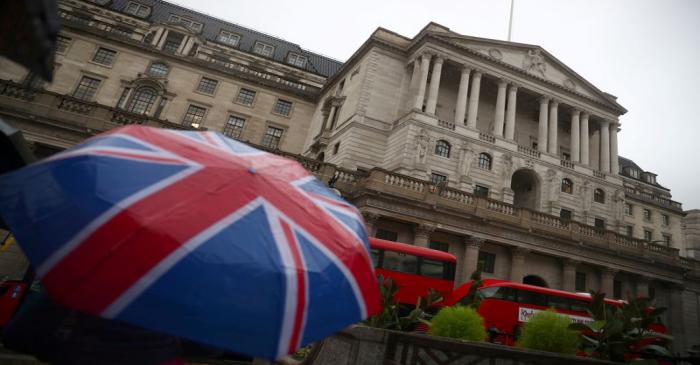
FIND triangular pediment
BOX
[430,33,624,112]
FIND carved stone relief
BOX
[523,49,546,78]
[414,129,430,165]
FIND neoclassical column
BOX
[493,79,508,137]
[504,84,518,140]
[537,97,549,153]
[413,223,435,248]
[668,284,686,352]
[561,259,579,292]
[570,110,581,162]
[580,112,590,165]
[407,60,421,104]
[636,276,650,298]
[413,53,432,110]
[600,120,611,173]
[323,105,337,132]
[510,247,528,283]
[600,268,618,297]
[454,66,471,125]
[361,212,380,237]
[547,100,559,154]
[466,71,482,129]
[460,236,485,285]
[425,56,444,115]
[610,123,619,174]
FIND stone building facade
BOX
[0,0,698,353]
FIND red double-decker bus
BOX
[440,279,668,348]
[369,238,456,307]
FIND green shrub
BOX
[429,306,487,341]
[517,310,579,354]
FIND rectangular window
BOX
[643,209,652,221]
[261,126,284,149]
[333,142,340,155]
[626,225,634,237]
[375,228,397,242]
[662,234,671,246]
[430,173,447,185]
[218,30,240,47]
[382,251,418,274]
[429,241,449,253]
[478,251,496,274]
[253,41,275,57]
[560,209,572,221]
[125,2,150,17]
[182,104,207,128]
[56,36,71,54]
[73,76,101,101]
[222,115,245,139]
[613,280,622,299]
[24,73,45,89]
[287,52,307,68]
[236,88,256,106]
[168,14,202,32]
[644,230,653,242]
[196,77,218,95]
[661,214,669,226]
[624,203,632,216]
[92,47,117,66]
[162,32,184,54]
[273,99,293,116]
[575,271,587,292]
[474,185,489,198]
[594,218,605,230]
[562,152,571,161]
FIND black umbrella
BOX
[0,0,59,82]
[0,119,36,230]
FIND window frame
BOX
[643,208,652,222]
[594,217,606,231]
[662,234,671,246]
[474,184,490,198]
[195,76,219,96]
[72,75,103,101]
[253,41,275,57]
[593,188,605,203]
[434,140,451,158]
[124,1,151,18]
[272,98,293,117]
[218,30,241,47]
[478,153,492,170]
[91,47,118,67]
[661,214,669,226]
[430,173,447,186]
[261,125,285,150]
[560,208,573,221]
[126,86,158,115]
[222,114,246,140]
[575,271,587,292]
[478,251,496,274]
[561,178,573,194]
[375,228,398,242]
[56,36,72,55]
[168,14,203,32]
[624,203,633,216]
[181,104,208,129]
[235,87,257,107]
[643,229,653,242]
[286,52,307,68]
[147,62,170,77]
[626,225,634,237]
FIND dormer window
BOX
[643,173,656,184]
[253,41,275,57]
[628,168,640,179]
[287,52,307,68]
[168,14,203,32]
[125,2,151,18]
[218,30,240,47]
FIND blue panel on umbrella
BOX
[323,208,369,250]
[297,178,347,202]
[116,204,287,358]
[294,230,363,346]
[74,134,157,152]
[0,156,188,266]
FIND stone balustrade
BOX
[479,132,496,143]
[624,186,683,211]
[593,170,606,179]
[560,159,575,169]
[437,118,455,130]
[58,95,96,114]
[517,145,541,158]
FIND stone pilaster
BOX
[459,236,485,285]
[323,105,336,131]
[600,120,611,173]
[547,100,558,154]
[510,247,529,283]
[537,96,549,153]
[413,53,431,110]
[570,110,581,162]
[600,267,618,298]
[454,66,471,125]
[407,59,421,104]
[361,212,381,237]
[580,112,590,165]
[493,79,508,137]
[561,259,579,292]
[610,123,619,174]
[425,56,443,115]
[466,71,482,129]
[413,223,435,248]
[504,84,518,140]
[636,275,650,298]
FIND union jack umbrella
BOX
[0,125,381,359]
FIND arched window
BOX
[148,62,169,77]
[127,87,158,114]
[561,178,573,194]
[478,153,492,170]
[434,140,451,158]
[594,188,605,203]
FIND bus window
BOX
[370,248,381,267]
[420,258,445,279]
[517,290,547,307]
[479,286,516,301]
[570,299,589,312]
[547,295,570,310]
[382,251,418,274]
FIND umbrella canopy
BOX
[0,125,381,359]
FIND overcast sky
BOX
[176,0,700,209]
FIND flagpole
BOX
[507,0,514,41]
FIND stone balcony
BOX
[624,186,683,212]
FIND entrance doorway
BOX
[510,169,540,210]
